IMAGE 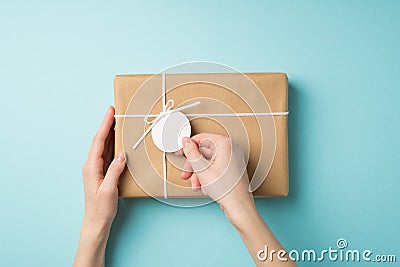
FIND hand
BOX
[180,134,297,266]
[81,106,126,229]
[74,106,126,267]
[180,133,256,226]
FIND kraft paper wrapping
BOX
[114,73,288,197]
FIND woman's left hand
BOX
[81,106,126,228]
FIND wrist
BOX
[74,217,111,267]
[222,197,259,230]
[81,216,112,242]
[230,204,263,234]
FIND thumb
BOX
[182,137,202,160]
[103,152,126,188]
[182,137,209,172]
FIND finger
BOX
[182,137,209,172]
[198,138,215,149]
[176,139,215,157]
[191,133,226,145]
[182,137,202,161]
[103,152,126,189]
[191,174,201,191]
[199,146,215,160]
[88,106,115,163]
[181,171,192,180]
[174,148,184,156]
[181,160,193,180]
[102,123,115,173]
[103,120,115,158]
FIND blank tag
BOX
[151,111,191,152]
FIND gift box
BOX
[114,72,288,198]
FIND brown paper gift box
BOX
[114,73,288,197]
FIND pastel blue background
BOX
[1,1,399,266]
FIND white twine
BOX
[114,111,289,118]
[115,73,289,199]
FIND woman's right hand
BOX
[180,134,297,266]
[180,133,256,225]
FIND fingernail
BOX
[116,152,125,162]
[108,105,115,114]
[182,137,190,147]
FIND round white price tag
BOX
[151,111,191,152]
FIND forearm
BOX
[73,218,111,267]
[229,205,297,266]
